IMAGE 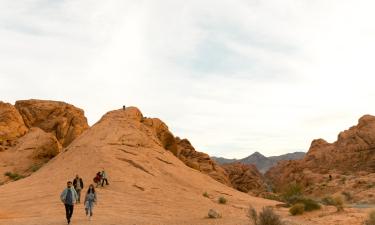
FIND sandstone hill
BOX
[0,107,282,225]
[213,151,305,173]
[266,115,375,203]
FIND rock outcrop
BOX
[0,99,88,183]
[175,137,231,186]
[266,115,375,201]
[141,116,231,186]
[15,99,89,147]
[0,102,28,148]
[222,162,267,194]
[0,127,61,182]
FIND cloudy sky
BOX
[1,0,375,158]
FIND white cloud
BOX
[1,0,375,158]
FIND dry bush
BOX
[364,210,375,225]
[218,196,227,204]
[248,206,283,225]
[289,203,305,216]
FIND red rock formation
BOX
[222,162,267,194]
[0,127,61,182]
[141,116,230,186]
[175,137,231,186]
[266,115,375,197]
[0,101,28,148]
[15,99,89,147]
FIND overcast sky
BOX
[1,0,375,158]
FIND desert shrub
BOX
[248,206,283,225]
[30,164,43,172]
[364,210,375,225]
[289,203,305,215]
[321,195,344,212]
[282,182,303,204]
[218,196,227,204]
[203,192,209,198]
[4,172,24,181]
[342,191,353,201]
[263,193,283,202]
[298,198,321,211]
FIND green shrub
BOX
[30,164,43,172]
[4,171,24,181]
[218,196,227,204]
[282,182,303,204]
[299,198,321,211]
[203,192,209,198]
[289,203,305,215]
[248,206,283,225]
[365,210,375,225]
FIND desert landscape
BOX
[0,99,374,225]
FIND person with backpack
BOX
[60,181,78,224]
[94,171,102,187]
[73,174,84,203]
[84,184,97,220]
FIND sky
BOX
[1,0,375,158]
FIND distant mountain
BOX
[212,151,306,174]
[211,156,237,164]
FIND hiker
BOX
[93,171,102,187]
[122,105,126,110]
[84,184,97,220]
[101,169,109,186]
[73,174,84,203]
[60,181,78,224]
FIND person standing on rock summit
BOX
[73,174,84,203]
[60,181,78,224]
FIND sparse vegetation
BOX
[342,191,353,202]
[299,198,321,211]
[321,195,344,212]
[289,203,305,215]
[4,171,24,181]
[218,196,227,204]
[203,192,209,198]
[282,182,303,204]
[248,206,283,225]
[30,164,43,172]
[262,193,283,202]
[364,210,375,225]
[281,182,321,213]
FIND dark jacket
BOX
[73,178,84,190]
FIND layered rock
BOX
[266,115,375,200]
[141,116,231,186]
[175,137,231,186]
[222,162,267,194]
[0,102,28,148]
[15,99,89,147]
[0,127,61,182]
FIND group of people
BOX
[60,169,109,224]
[93,170,109,187]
